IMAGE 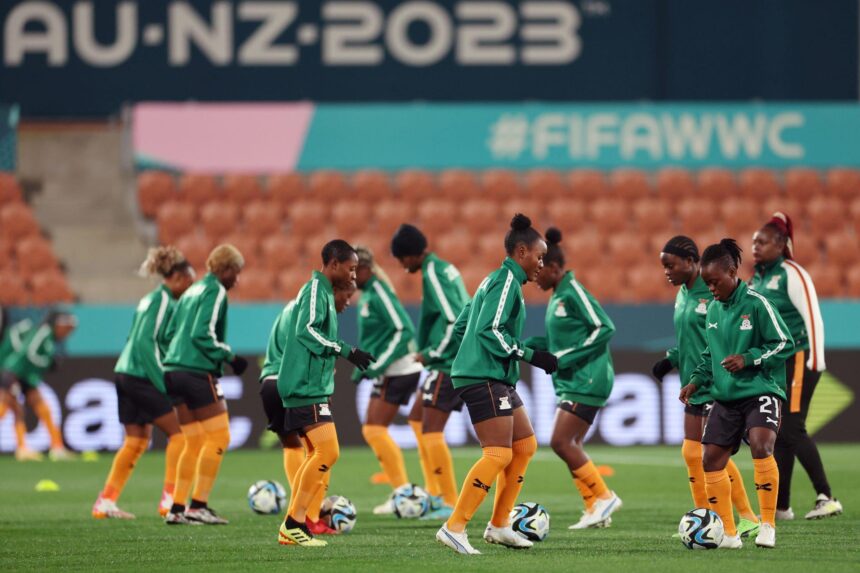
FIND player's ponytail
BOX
[355,245,396,293]
[543,227,565,267]
[504,213,542,255]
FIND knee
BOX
[701,451,724,473]
[513,435,538,460]
[485,446,514,470]
[361,424,385,443]
[549,435,567,456]
[681,439,703,464]
[750,442,774,459]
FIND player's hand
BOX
[529,350,559,374]
[679,383,697,404]
[348,348,376,371]
[229,355,249,376]
[651,358,673,381]
[721,354,745,373]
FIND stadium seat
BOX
[504,198,544,227]
[677,197,718,235]
[155,202,197,244]
[308,170,349,200]
[350,233,390,264]
[223,174,262,204]
[524,169,568,200]
[845,266,860,298]
[546,198,587,236]
[262,235,304,273]
[720,198,761,239]
[243,200,285,236]
[590,198,629,233]
[784,168,823,201]
[523,282,551,303]
[459,264,496,295]
[179,173,220,205]
[793,244,821,269]
[739,168,781,198]
[0,238,14,270]
[609,169,652,200]
[417,200,456,235]
[332,200,372,236]
[761,197,803,222]
[435,231,475,268]
[221,233,261,270]
[267,173,306,203]
[0,172,23,205]
[481,170,521,199]
[580,266,625,302]
[627,264,673,302]
[697,168,738,198]
[277,268,311,300]
[656,168,695,200]
[568,170,607,198]
[15,237,58,276]
[823,232,860,267]
[564,232,603,269]
[200,201,240,238]
[374,200,417,237]
[29,270,74,304]
[286,200,327,235]
[608,232,648,266]
[806,264,844,298]
[175,234,214,272]
[137,171,176,218]
[0,203,40,241]
[388,271,421,303]
[439,170,480,199]
[351,170,393,200]
[0,272,28,305]
[460,199,500,233]
[476,233,504,261]
[395,170,437,200]
[633,199,673,233]
[850,197,860,229]
[807,197,847,235]
[825,168,860,200]
[231,269,276,301]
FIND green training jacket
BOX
[452,258,534,388]
[162,273,234,375]
[260,299,297,381]
[417,253,470,374]
[665,275,713,406]
[751,256,825,372]
[0,319,33,365]
[277,271,352,408]
[115,284,176,393]
[352,276,417,381]
[2,322,55,388]
[525,271,615,407]
[690,280,794,402]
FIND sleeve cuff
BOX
[522,347,535,363]
[339,343,352,358]
[741,352,757,367]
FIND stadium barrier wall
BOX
[0,103,17,170]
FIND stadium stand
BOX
[136,167,858,303]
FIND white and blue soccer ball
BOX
[320,495,357,533]
[510,502,550,541]
[678,508,724,549]
[247,480,287,515]
[392,483,430,519]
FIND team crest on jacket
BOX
[740,315,753,331]
[766,275,781,290]
[695,299,708,314]
[555,301,568,317]
[360,302,370,317]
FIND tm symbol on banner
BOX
[487,114,529,160]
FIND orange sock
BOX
[307,471,330,523]
[572,460,609,499]
[424,432,458,506]
[191,413,231,504]
[287,439,315,517]
[681,439,708,508]
[574,478,596,511]
[446,447,512,533]
[33,401,63,449]
[363,424,409,488]
[14,421,27,450]
[163,432,185,495]
[0,400,7,418]
[288,423,339,522]
[753,456,779,526]
[101,436,148,502]
[491,435,537,527]
[726,458,757,521]
[173,421,205,508]
[409,420,437,495]
[705,469,736,536]
[283,446,305,492]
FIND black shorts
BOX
[284,402,333,433]
[459,380,524,425]
[371,372,421,406]
[164,370,224,410]
[115,373,175,426]
[0,371,37,395]
[685,402,714,417]
[259,377,287,434]
[422,371,464,413]
[702,395,782,448]
[557,399,600,425]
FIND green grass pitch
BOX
[1,445,857,572]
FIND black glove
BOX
[230,355,249,376]
[347,348,375,371]
[651,358,673,382]
[529,350,558,374]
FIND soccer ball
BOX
[247,480,287,515]
[678,508,724,549]
[392,483,430,519]
[320,495,357,533]
[510,502,550,541]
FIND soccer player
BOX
[680,239,794,549]
[277,240,375,547]
[528,228,621,530]
[352,247,426,512]
[92,247,195,519]
[436,214,558,555]
[0,316,39,460]
[654,236,760,537]
[260,280,355,536]
[391,224,470,518]
[162,244,248,525]
[751,213,840,520]
[0,310,77,461]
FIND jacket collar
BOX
[312,270,334,294]
[754,256,783,275]
[721,279,747,308]
[683,273,710,297]
[363,275,378,291]
[203,272,220,286]
[422,252,439,272]
[555,271,576,293]
[158,282,174,299]
[503,257,528,285]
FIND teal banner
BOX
[0,104,18,170]
[298,103,860,170]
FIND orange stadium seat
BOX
[350,233,390,264]
[807,197,847,235]
[545,198,587,236]
[374,200,417,237]
[460,199,500,233]
[609,169,651,200]
[739,168,781,198]
[476,233,504,261]
[267,173,306,203]
[720,198,761,238]
[29,271,74,304]
[627,264,674,302]
[156,202,197,246]
[564,232,603,269]
[308,170,349,200]
[439,170,480,200]
[286,200,327,235]
[179,173,220,205]
[388,271,421,303]
[0,172,23,204]
[0,239,14,270]
[137,171,176,218]
[677,197,717,235]
[221,233,261,270]
[793,244,822,269]
[697,168,737,198]
[580,266,625,302]
[481,170,521,199]
[223,174,262,204]
[435,231,475,268]
[332,200,372,236]
[15,237,58,276]
[395,170,437,200]
[504,198,544,227]
[656,168,695,200]
[784,168,823,201]
[262,235,304,273]
[823,232,860,267]
[806,264,844,298]
[0,203,40,241]
[232,269,276,301]
[633,199,673,233]
[761,197,803,222]
[242,200,284,237]
[459,264,495,295]
[608,232,648,266]
[524,169,568,200]
[417,200,456,235]
[568,170,607,198]
[277,268,311,300]
[523,282,551,303]
[0,272,28,305]
[351,170,393,200]
[175,234,214,272]
[200,201,240,238]
[590,198,629,233]
[845,266,860,298]
[825,168,860,200]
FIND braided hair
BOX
[661,235,699,261]
[701,238,743,270]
